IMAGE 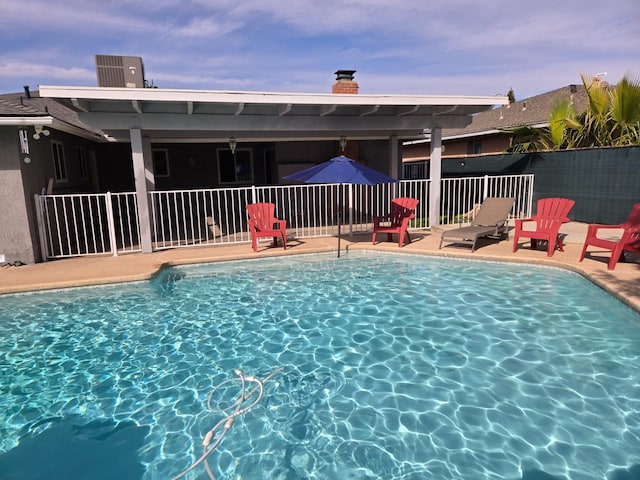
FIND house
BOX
[0,88,109,265]
[402,84,590,177]
[0,58,508,264]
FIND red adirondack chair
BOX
[513,197,575,256]
[246,203,287,252]
[372,197,419,247]
[579,203,640,270]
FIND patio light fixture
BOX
[228,137,237,155]
[33,125,50,140]
[339,135,347,152]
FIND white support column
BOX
[428,127,442,228]
[389,135,400,179]
[389,135,401,198]
[130,128,153,253]
[142,136,155,192]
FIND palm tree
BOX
[548,97,580,149]
[507,73,640,152]
[609,75,640,145]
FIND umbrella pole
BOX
[349,185,354,236]
[337,208,341,258]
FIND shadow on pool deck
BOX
[1,222,639,312]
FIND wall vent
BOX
[95,55,145,88]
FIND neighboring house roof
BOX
[0,90,106,140]
[406,84,589,144]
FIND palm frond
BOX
[501,125,553,153]
[581,72,610,118]
[548,98,577,148]
[610,75,640,126]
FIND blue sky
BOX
[1,0,638,100]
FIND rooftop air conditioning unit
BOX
[95,55,145,88]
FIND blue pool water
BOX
[0,251,639,480]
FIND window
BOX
[406,163,425,179]
[52,141,67,182]
[467,139,482,155]
[152,149,170,177]
[218,148,253,184]
[77,147,88,180]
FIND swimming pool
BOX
[0,251,638,480]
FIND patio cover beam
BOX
[72,111,473,143]
[40,85,507,107]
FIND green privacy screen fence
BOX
[429,146,639,224]
[520,146,639,224]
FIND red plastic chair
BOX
[579,203,640,270]
[513,197,575,256]
[246,203,287,252]
[372,197,419,247]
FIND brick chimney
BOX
[332,70,359,159]
[332,70,358,94]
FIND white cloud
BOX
[0,0,638,97]
[0,59,94,89]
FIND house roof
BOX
[405,84,589,144]
[39,85,509,144]
[0,96,44,116]
[0,90,105,140]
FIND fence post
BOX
[105,192,118,257]
[251,185,257,203]
[34,194,50,262]
[526,175,535,217]
[483,175,490,199]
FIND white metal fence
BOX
[35,175,534,260]
[35,192,140,259]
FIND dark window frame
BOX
[152,148,170,177]
[467,139,482,155]
[217,148,254,184]
[52,140,67,182]
[77,146,88,180]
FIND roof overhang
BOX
[0,115,104,141]
[404,122,553,146]
[39,86,510,144]
[0,116,53,126]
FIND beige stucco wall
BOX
[0,127,40,263]
[0,125,99,264]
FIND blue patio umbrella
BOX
[283,155,398,257]
[283,155,398,186]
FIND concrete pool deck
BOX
[1,222,639,312]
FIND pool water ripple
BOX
[0,251,639,479]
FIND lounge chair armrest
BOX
[373,214,391,228]
[586,223,626,239]
[494,220,508,232]
[275,219,287,229]
[587,223,624,231]
[514,217,537,230]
